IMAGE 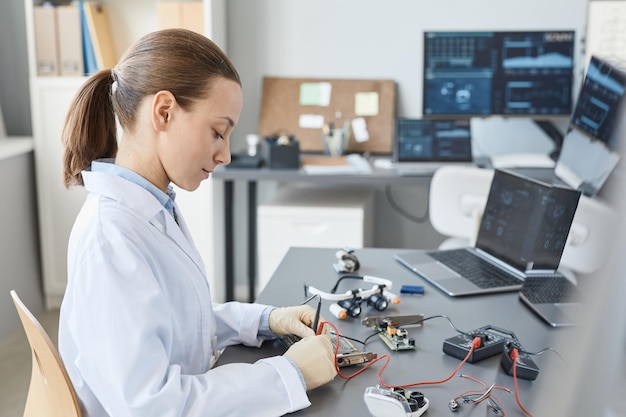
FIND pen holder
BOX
[322,121,351,157]
[264,135,300,169]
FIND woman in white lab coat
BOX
[58,28,336,417]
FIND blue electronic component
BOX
[400,285,425,295]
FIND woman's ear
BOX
[152,90,176,131]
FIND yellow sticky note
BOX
[355,92,379,116]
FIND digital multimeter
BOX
[442,325,517,363]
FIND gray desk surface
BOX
[216,247,573,416]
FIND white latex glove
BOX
[269,305,319,338]
[284,334,337,390]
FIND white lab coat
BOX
[58,170,310,417]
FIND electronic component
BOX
[364,386,429,417]
[400,285,425,295]
[333,247,360,273]
[378,324,415,351]
[361,314,425,328]
[443,325,517,363]
[278,333,378,368]
[500,340,540,380]
[336,352,378,368]
[362,315,424,351]
[448,399,460,412]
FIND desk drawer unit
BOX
[257,186,374,292]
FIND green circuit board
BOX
[377,325,415,351]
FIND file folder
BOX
[33,5,59,76]
[82,2,117,70]
[56,5,84,76]
[80,1,98,75]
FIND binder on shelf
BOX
[56,5,84,76]
[80,1,98,75]
[82,2,117,70]
[33,5,59,76]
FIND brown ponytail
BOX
[62,69,117,187]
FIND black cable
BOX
[401,314,471,336]
[330,274,364,293]
[518,346,565,363]
[384,184,430,223]
[363,330,383,346]
[339,334,367,347]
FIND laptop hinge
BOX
[474,248,527,279]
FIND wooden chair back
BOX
[10,290,82,417]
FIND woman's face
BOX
[160,77,243,191]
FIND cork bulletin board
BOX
[258,77,396,154]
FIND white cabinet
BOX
[257,186,374,293]
[24,0,226,307]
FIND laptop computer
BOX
[518,275,582,327]
[395,169,582,296]
[392,118,474,176]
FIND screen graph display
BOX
[423,31,576,118]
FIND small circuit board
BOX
[378,323,415,351]
[362,315,423,351]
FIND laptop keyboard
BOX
[520,276,581,304]
[427,249,522,289]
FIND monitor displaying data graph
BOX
[423,30,576,118]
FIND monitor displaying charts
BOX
[423,30,576,118]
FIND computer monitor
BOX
[393,119,472,162]
[569,55,626,148]
[555,56,625,196]
[423,30,575,118]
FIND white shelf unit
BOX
[24,0,227,308]
[257,186,374,294]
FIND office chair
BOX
[10,290,82,417]
[428,165,616,277]
[560,194,617,276]
[428,165,495,249]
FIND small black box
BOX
[265,137,300,169]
